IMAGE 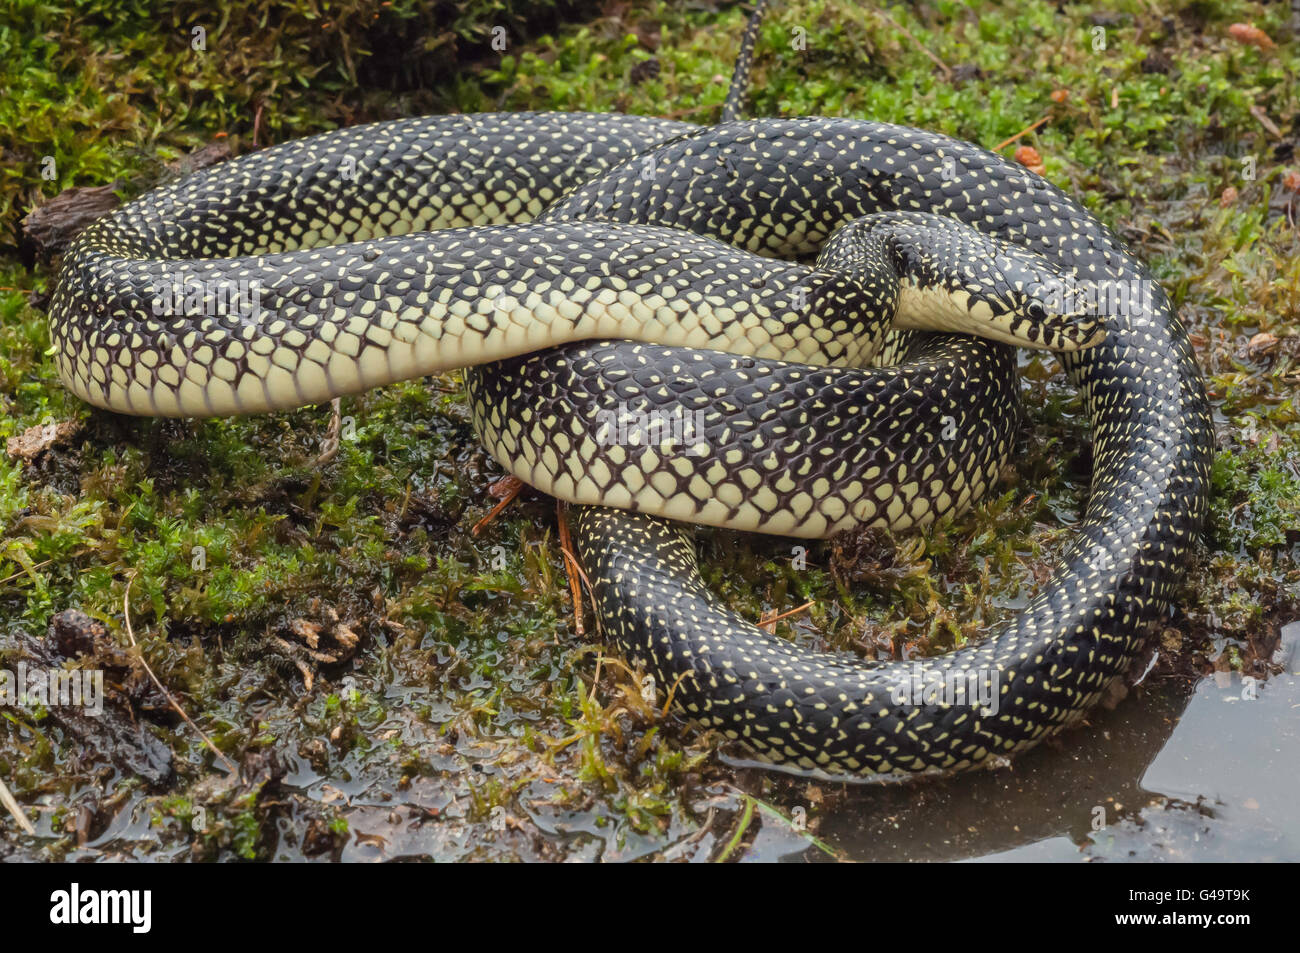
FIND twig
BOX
[682,806,717,850]
[555,502,587,636]
[312,397,343,466]
[0,558,55,587]
[994,114,1051,152]
[758,600,815,633]
[123,575,238,774]
[471,477,525,536]
[658,669,691,718]
[0,773,35,835]
[555,506,603,630]
[1249,104,1282,138]
[872,9,952,81]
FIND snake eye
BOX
[1028,302,1046,321]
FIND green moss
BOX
[1211,432,1300,551]
[1,0,1298,861]
[0,0,594,246]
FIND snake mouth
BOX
[818,211,1110,352]
[978,259,1114,351]
[999,286,1109,350]
[893,283,1108,351]
[1047,319,1108,350]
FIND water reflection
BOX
[751,622,1299,862]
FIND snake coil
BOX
[48,4,1212,779]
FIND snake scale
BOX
[48,4,1212,780]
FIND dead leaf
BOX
[1228,23,1275,51]
[5,419,80,461]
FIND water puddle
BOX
[748,622,1300,862]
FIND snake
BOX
[46,3,1213,781]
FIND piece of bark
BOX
[20,138,234,266]
[20,182,121,264]
[5,419,82,462]
[166,139,232,177]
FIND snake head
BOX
[900,241,1108,352]
[985,247,1109,351]
[830,211,1108,352]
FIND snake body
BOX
[49,37,1212,779]
[500,115,1214,775]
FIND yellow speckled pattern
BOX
[46,6,1213,779]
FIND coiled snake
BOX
[48,6,1212,779]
